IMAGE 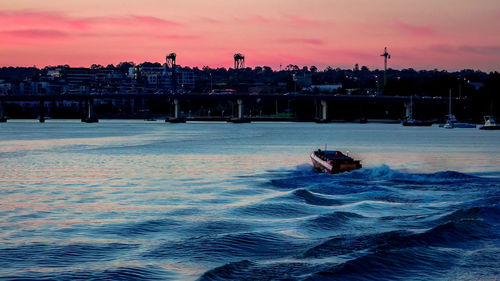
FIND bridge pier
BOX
[237,99,244,119]
[130,99,135,113]
[404,102,412,119]
[166,98,186,123]
[82,99,98,123]
[39,100,45,123]
[316,100,329,123]
[0,101,6,122]
[229,99,250,123]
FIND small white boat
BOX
[440,114,476,128]
[479,116,500,130]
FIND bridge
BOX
[0,93,451,123]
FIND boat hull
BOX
[439,122,476,128]
[479,126,500,130]
[402,121,433,126]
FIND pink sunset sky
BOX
[0,0,499,71]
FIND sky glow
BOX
[0,0,499,71]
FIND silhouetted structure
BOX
[0,58,499,121]
[381,47,391,86]
[166,53,177,91]
[234,53,245,70]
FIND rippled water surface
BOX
[1,121,499,280]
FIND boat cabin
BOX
[315,149,352,161]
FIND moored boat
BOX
[440,92,475,128]
[401,96,433,126]
[440,115,476,128]
[311,149,362,174]
[479,116,500,130]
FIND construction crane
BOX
[234,53,245,70]
[380,47,391,86]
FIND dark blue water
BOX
[0,121,499,280]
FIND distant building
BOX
[295,73,312,88]
[176,69,195,90]
[128,64,195,92]
[0,81,12,94]
[63,68,94,94]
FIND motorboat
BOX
[311,149,362,174]
[479,116,500,130]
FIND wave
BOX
[198,216,495,280]
[308,246,460,281]
[303,211,367,231]
[99,218,184,237]
[198,259,326,281]
[233,202,316,218]
[291,189,342,206]
[343,165,483,184]
[182,220,254,236]
[263,165,491,198]
[198,260,254,281]
[198,247,462,281]
[2,266,173,281]
[144,232,306,262]
[0,242,137,269]
[303,218,492,259]
[437,204,500,227]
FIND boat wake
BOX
[2,164,499,280]
[197,165,500,280]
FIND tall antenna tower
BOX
[166,53,177,92]
[380,47,391,86]
[234,53,245,70]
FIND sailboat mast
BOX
[410,96,413,120]
[449,88,452,117]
